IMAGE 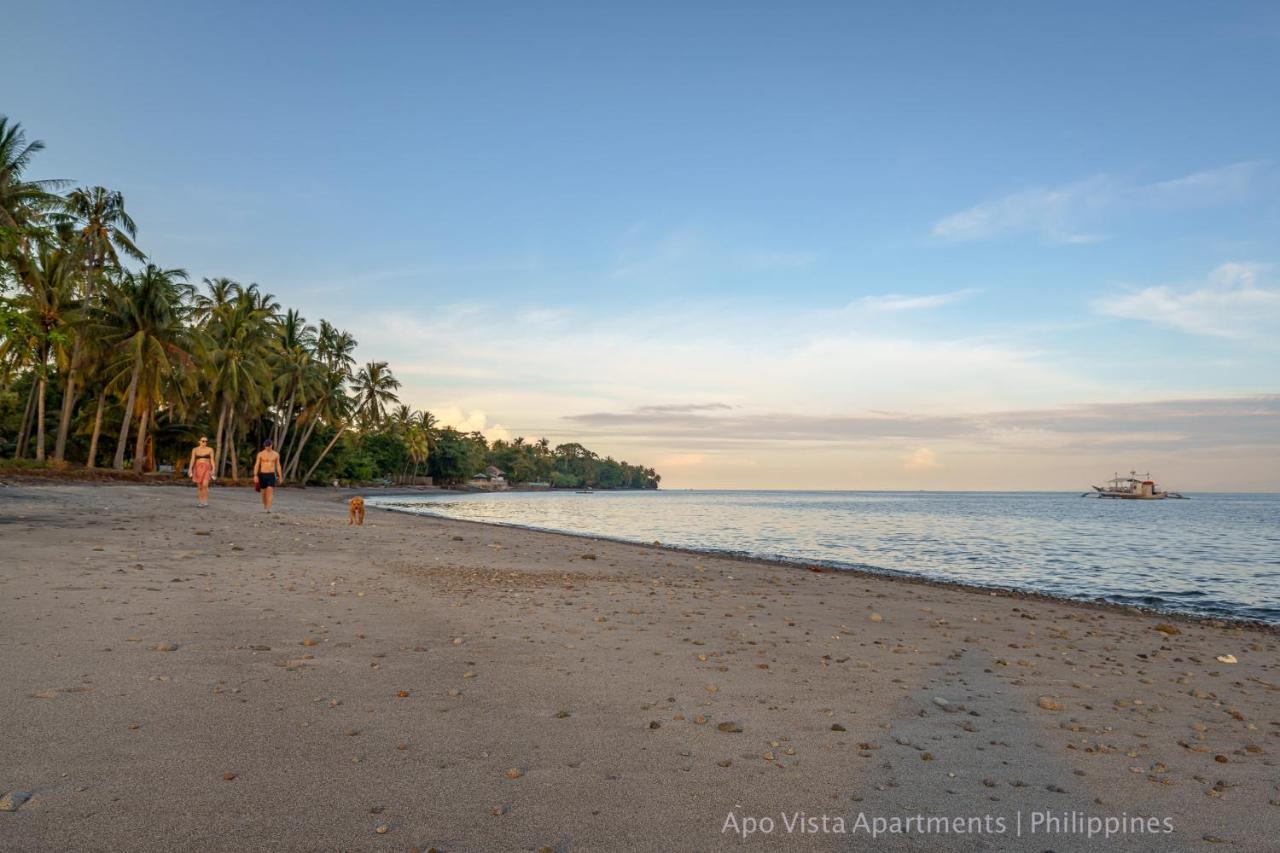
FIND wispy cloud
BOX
[855,289,978,312]
[932,176,1111,244]
[610,224,815,279]
[636,402,735,414]
[1094,262,1280,341]
[1140,161,1266,207]
[564,395,1280,453]
[932,161,1272,244]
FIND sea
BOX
[370,490,1280,624]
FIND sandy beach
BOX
[1,482,1277,852]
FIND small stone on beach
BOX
[0,791,32,811]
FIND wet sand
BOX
[1,482,1277,852]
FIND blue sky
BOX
[7,2,1279,488]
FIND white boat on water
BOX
[1087,470,1187,500]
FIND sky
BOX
[6,1,1279,489]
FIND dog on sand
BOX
[348,496,365,525]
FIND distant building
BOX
[470,466,508,490]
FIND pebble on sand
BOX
[505,768,524,779]
[0,791,32,812]
[1037,696,1063,711]
[151,642,179,652]
[868,612,883,622]
[222,772,237,781]
[717,722,743,733]
[1216,654,1238,664]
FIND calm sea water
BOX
[371,490,1280,624]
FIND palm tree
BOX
[389,403,414,434]
[196,282,275,477]
[51,186,145,462]
[2,242,77,460]
[351,360,400,430]
[0,116,64,265]
[55,186,142,272]
[77,324,116,468]
[96,264,191,470]
[402,424,430,484]
[193,276,239,321]
[269,308,317,451]
[283,320,355,480]
[300,368,356,483]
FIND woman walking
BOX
[253,438,283,513]
[188,436,214,507]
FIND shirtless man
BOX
[252,438,283,512]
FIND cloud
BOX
[1140,161,1267,207]
[610,225,815,279]
[854,289,978,312]
[636,403,734,414]
[354,297,1097,425]
[431,406,510,442]
[903,447,938,471]
[931,176,1112,244]
[1094,262,1280,341]
[932,161,1271,244]
[564,395,1280,453]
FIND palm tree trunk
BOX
[276,396,297,454]
[224,409,237,477]
[303,425,346,484]
[286,414,319,479]
[86,387,106,468]
[228,413,239,480]
[35,373,47,462]
[132,396,149,473]
[286,404,316,471]
[53,337,83,462]
[13,380,36,459]
[213,402,228,474]
[113,350,143,470]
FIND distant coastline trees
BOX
[0,116,659,489]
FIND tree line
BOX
[0,116,660,490]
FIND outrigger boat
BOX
[1085,470,1187,500]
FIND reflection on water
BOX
[371,490,1280,623]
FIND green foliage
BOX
[484,437,659,490]
[428,427,488,486]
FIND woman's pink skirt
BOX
[192,458,213,486]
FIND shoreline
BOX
[371,500,1280,635]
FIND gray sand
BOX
[1,483,1277,852]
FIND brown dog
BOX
[348,496,365,526]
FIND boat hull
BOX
[1095,492,1168,500]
